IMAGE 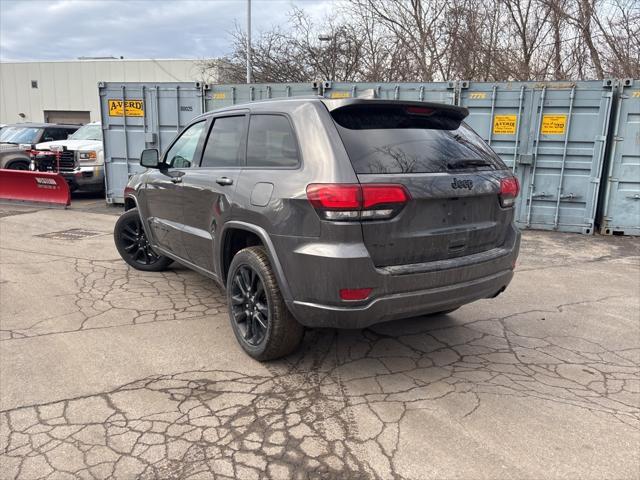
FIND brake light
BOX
[362,185,409,208]
[306,184,361,210]
[500,177,520,207]
[339,288,372,301]
[406,106,434,116]
[306,183,409,221]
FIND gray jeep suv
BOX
[114,98,521,360]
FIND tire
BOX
[8,161,29,170]
[227,246,304,361]
[113,208,173,272]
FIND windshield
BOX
[69,124,102,141]
[0,127,41,144]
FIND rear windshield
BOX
[331,105,507,174]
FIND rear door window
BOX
[201,116,246,168]
[331,104,507,174]
[246,115,299,168]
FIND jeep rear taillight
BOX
[306,183,409,221]
[499,177,520,208]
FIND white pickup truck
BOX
[33,122,104,192]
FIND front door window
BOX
[164,121,206,168]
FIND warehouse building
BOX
[0,58,221,124]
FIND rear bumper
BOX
[277,224,520,328]
[289,268,513,328]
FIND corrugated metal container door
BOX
[100,82,204,204]
[204,83,320,111]
[599,79,640,236]
[461,80,615,234]
[323,82,457,105]
[520,81,614,234]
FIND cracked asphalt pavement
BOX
[0,203,639,479]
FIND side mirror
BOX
[140,148,160,168]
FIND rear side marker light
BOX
[340,288,372,301]
[306,183,409,221]
[499,177,520,208]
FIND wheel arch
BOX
[124,197,136,211]
[219,221,292,301]
[121,194,156,249]
[5,155,30,169]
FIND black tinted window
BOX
[332,105,506,174]
[247,115,299,168]
[201,116,245,168]
[45,128,74,141]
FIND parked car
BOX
[33,122,104,192]
[0,123,80,170]
[113,98,521,360]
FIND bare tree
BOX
[204,0,639,83]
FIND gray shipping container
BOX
[204,82,320,110]
[460,80,616,234]
[101,82,319,203]
[100,82,205,203]
[599,79,640,236]
[322,81,456,105]
[100,80,638,236]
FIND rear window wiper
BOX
[447,158,494,169]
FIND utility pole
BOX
[318,34,332,81]
[246,0,252,84]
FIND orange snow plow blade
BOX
[0,169,71,207]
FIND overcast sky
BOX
[0,0,335,61]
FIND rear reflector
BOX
[306,183,409,221]
[499,177,520,207]
[339,288,372,301]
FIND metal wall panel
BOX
[322,81,456,104]
[100,82,204,203]
[1,59,211,124]
[460,80,615,234]
[599,79,640,235]
[203,83,320,110]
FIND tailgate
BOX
[328,101,515,267]
[358,172,511,267]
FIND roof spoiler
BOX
[320,98,469,122]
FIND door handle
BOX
[216,177,233,186]
[171,176,182,184]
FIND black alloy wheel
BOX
[120,215,160,265]
[226,246,304,361]
[113,208,173,272]
[230,265,269,346]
